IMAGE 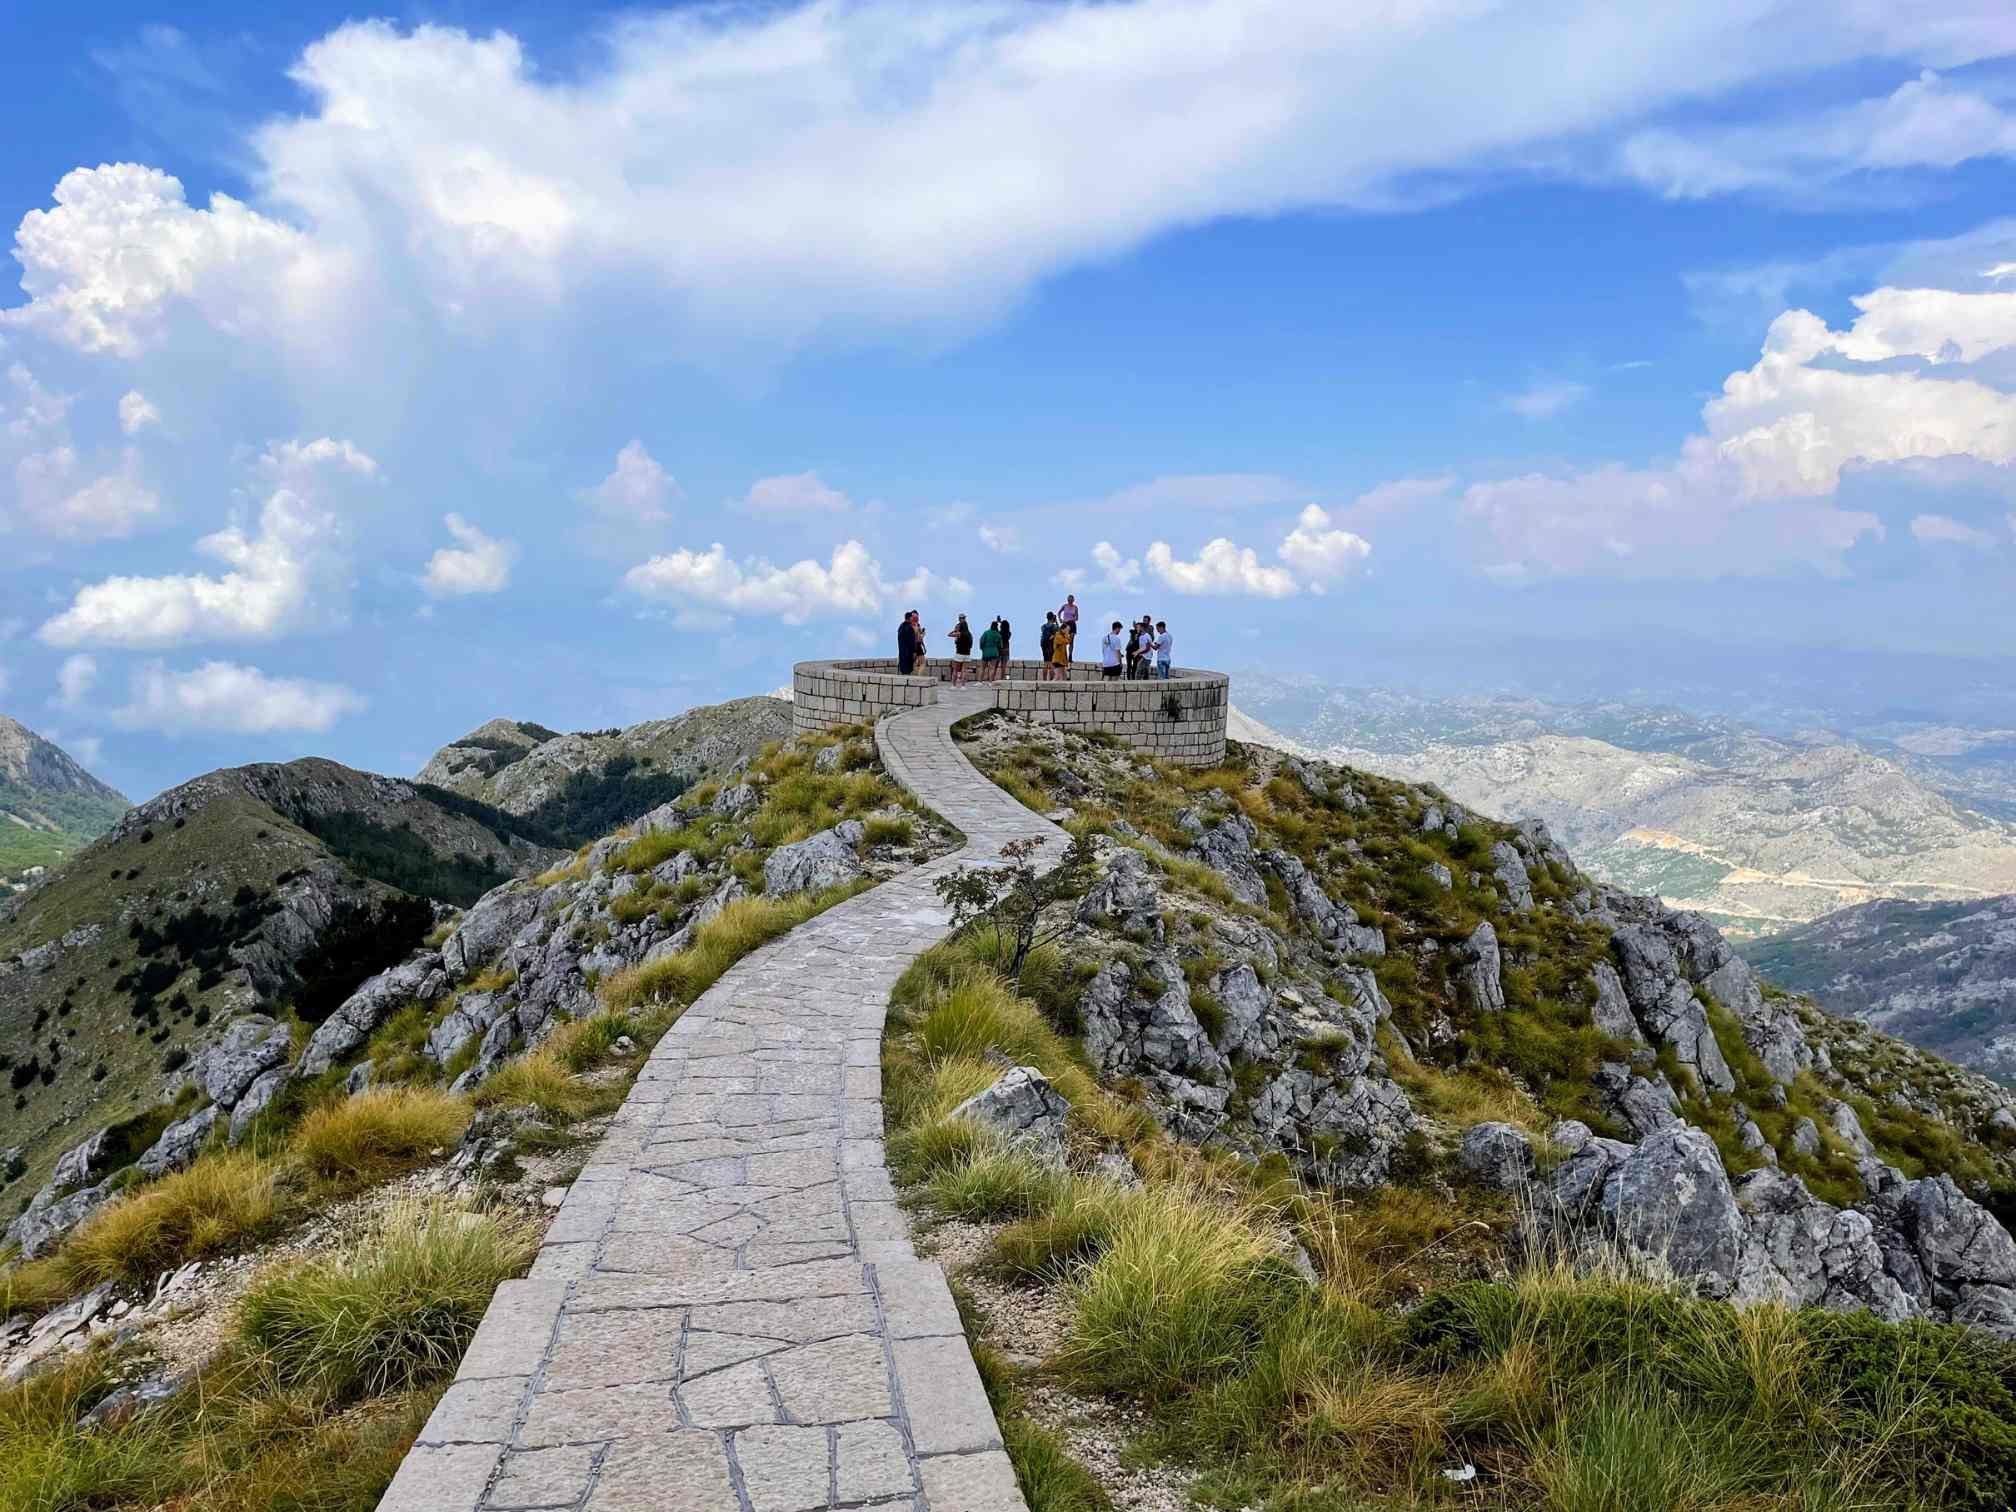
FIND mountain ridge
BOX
[0,715,128,891]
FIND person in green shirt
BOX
[978,618,1004,682]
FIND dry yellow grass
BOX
[289,1087,471,1189]
[61,1151,281,1285]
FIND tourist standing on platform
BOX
[1039,613,1059,679]
[1154,620,1173,678]
[1101,621,1126,678]
[896,610,920,675]
[999,617,1012,671]
[979,617,1004,681]
[1058,594,1079,654]
[1049,614,1072,679]
[947,613,974,684]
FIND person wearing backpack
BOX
[1039,614,1059,679]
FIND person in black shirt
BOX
[896,611,920,675]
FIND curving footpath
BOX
[381,689,1065,1512]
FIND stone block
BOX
[918,1449,1028,1512]
[893,1337,1002,1455]
[377,1443,502,1512]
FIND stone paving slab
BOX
[381,690,1053,1512]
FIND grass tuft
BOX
[289,1087,471,1190]
[62,1150,281,1286]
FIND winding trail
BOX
[382,689,1064,1512]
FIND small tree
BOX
[932,830,1100,984]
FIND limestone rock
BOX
[1790,1117,1821,1158]
[762,821,866,896]
[229,1066,289,1144]
[1732,1168,1913,1320]
[1611,925,1735,1094]
[951,1068,1070,1162]
[1076,847,1165,944]
[1589,962,1642,1043]
[1490,842,1534,912]
[1455,922,1505,1014]
[1600,1125,1746,1298]
[297,952,450,1078]
[1178,810,1269,908]
[712,781,760,818]
[1264,850,1384,957]
[1826,1099,1875,1158]
[1460,1122,1536,1191]
[136,1106,219,1179]
[441,885,542,979]
[190,1015,293,1107]
[1594,1062,1682,1137]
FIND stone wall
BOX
[791,659,1228,766]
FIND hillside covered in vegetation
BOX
[873,714,2016,1510]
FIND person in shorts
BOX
[947,614,974,684]
[1101,621,1126,678]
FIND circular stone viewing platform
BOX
[791,658,1229,766]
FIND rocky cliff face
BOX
[0,715,128,890]
[1743,894,2016,1083]
[959,714,2016,1340]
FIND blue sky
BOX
[4,0,2016,800]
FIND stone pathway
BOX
[383,689,1064,1512]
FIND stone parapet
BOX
[791,659,1229,767]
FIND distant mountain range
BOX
[1743,896,2016,1084]
[0,717,128,890]
[1232,678,2016,940]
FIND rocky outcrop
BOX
[1178,810,1269,908]
[762,822,865,896]
[1460,1121,1536,1190]
[1520,1115,2016,1337]
[1489,842,1534,912]
[297,953,451,1078]
[1077,846,1166,944]
[136,1106,219,1179]
[1263,850,1384,957]
[190,1016,293,1107]
[951,1068,1070,1162]
[1609,923,1736,1093]
[1454,923,1505,1014]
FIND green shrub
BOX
[240,1199,537,1402]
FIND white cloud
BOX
[843,625,878,649]
[10,9,2008,371]
[1277,504,1372,589]
[423,513,516,596]
[1618,71,2016,201]
[39,486,338,648]
[1146,538,1299,598]
[114,659,366,734]
[1910,512,2000,548]
[1504,379,1590,419]
[3,363,159,539]
[741,472,850,514]
[55,654,96,706]
[13,445,160,539]
[257,436,378,482]
[1091,542,1141,593]
[1990,262,2016,280]
[1706,305,2016,497]
[1051,567,1086,591]
[582,440,679,525]
[117,390,159,434]
[4,163,352,357]
[978,524,1019,553]
[622,538,962,624]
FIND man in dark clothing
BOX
[896,611,920,674]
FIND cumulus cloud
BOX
[118,390,159,434]
[977,524,1019,553]
[1911,512,2001,548]
[39,486,339,648]
[1277,505,1372,589]
[4,163,352,357]
[621,538,961,624]
[1146,538,1299,598]
[581,440,679,525]
[113,659,366,734]
[55,654,96,706]
[423,513,516,596]
[1091,542,1142,593]
[8,8,2010,371]
[1504,379,1591,419]
[257,436,378,482]
[741,472,850,514]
